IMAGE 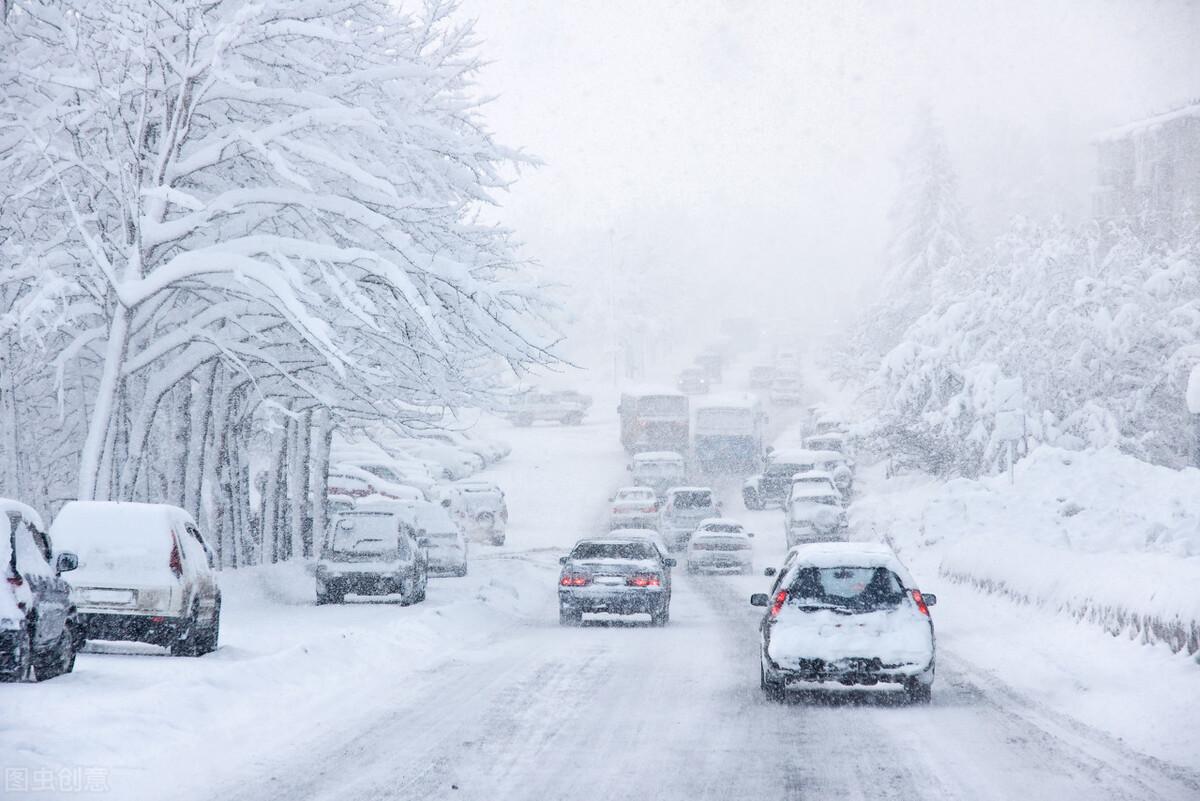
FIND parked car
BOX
[315,510,428,604]
[1,499,79,682]
[440,480,508,545]
[628,450,687,500]
[392,439,481,481]
[558,537,675,626]
[743,449,835,510]
[50,501,221,657]
[785,485,849,547]
[336,456,436,495]
[423,430,510,466]
[506,389,588,426]
[330,464,426,501]
[361,498,468,577]
[751,542,937,704]
[658,486,721,551]
[686,519,754,574]
[676,367,710,395]
[609,487,659,530]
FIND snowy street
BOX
[6,406,1198,800]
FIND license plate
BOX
[595,576,624,586]
[85,588,136,605]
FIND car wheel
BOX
[650,602,670,627]
[415,571,428,603]
[0,628,33,682]
[170,606,202,657]
[196,602,220,655]
[904,679,932,705]
[454,563,469,577]
[33,626,75,681]
[561,411,584,426]
[761,660,785,702]
[743,488,763,511]
[559,603,582,626]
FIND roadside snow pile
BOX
[916,446,1200,657]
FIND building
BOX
[1093,102,1200,241]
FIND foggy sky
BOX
[460,0,1200,360]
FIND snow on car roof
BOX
[791,470,835,481]
[0,498,45,531]
[693,391,761,409]
[615,486,656,496]
[696,517,741,529]
[769,448,843,463]
[785,542,916,585]
[790,483,841,498]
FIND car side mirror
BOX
[664,558,677,567]
[750,593,769,607]
[418,538,431,549]
[923,593,937,607]
[441,498,451,508]
[763,567,777,577]
[55,552,79,574]
[559,556,569,564]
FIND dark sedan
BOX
[558,538,675,626]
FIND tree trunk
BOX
[310,409,333,557]
[185,362,217,522]
[289,409,313,559]
[79,305,130,500]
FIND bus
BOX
[692,392,765,474]
[618,387,689,455]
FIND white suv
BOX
[50,502,221,657]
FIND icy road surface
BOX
[4,406,1199,800]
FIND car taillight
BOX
[560,573,591,586]
[737,543,752,550]
[691,542,708,550]
[912,590,930,616]
[627,574,660,587]
[642,508,655,514]
[769,590,787,617]
[5,574,22,588]
[169,540,182,578]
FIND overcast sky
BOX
[459,0,1200,357]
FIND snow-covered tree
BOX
[0,0,559,557]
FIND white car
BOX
[609,487,659,530]
[785,472,842,513]
[358,498,467,577]
[440,480,508,545]
[751,542,937,704]
[51,502,221,657]
[686,519,754,574]
[393,440,481,481]
[785,485,848,547]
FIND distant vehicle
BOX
[785,485,848,547]
[751,542,937,704]
[785,472,842,514]
[51,502,221,657]
[658,486,721,551]
[359,498,467,577]
[618,388,689,455]
[628,451,688,500]
[748,365,775,389]
[804,432,854,466]
[676,367,710,395]
[391,439,481,481]
[1,499,79,682]
[440,480,508,545]
[686,519,754,575]
[743,448,839,510]
[422,430,510,466]
[506,389,588,427]
[315,510,428,604]
[769,374,804,406]
[773,350,801,370]
[330,464,426,500]
[558,537,675,626]
[694,351,723,383]
[692,393,765,474]
[609,487,659,530]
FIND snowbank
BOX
[857,446,1200,657]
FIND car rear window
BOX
[786,566,906,610]
[331,515,407,556]
[671,491,713,509]
[571,542,656,561]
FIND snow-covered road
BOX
[4,404,1199,800]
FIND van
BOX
[50,502,221,656]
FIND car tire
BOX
[196,602,220,655]
[32,626,74,680]
[317,587,344,605]
[415,572,428,603]
[559,603,582,626]
[650,602,669,627]
[0,628,33,683]
[904,679,932,705]
[561,411,584,426]
[761,664,785,702]
[454,564,468,577]
[170,606,202,657]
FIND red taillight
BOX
[169,540,182,578]
[912,590,930,616]
[560,573,591,586]
[642,508,655,514]
[769,590,787,617]
[6,573,22,588]
[627,574,660,587]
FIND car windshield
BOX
[636,396,687,417]
[766,463,807,478]
[330,515,408,557]
[701,523,742,533]
[787,566,906,611]
[670,491,713,509]
[635,461,682,475]
[570,541,657,561]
